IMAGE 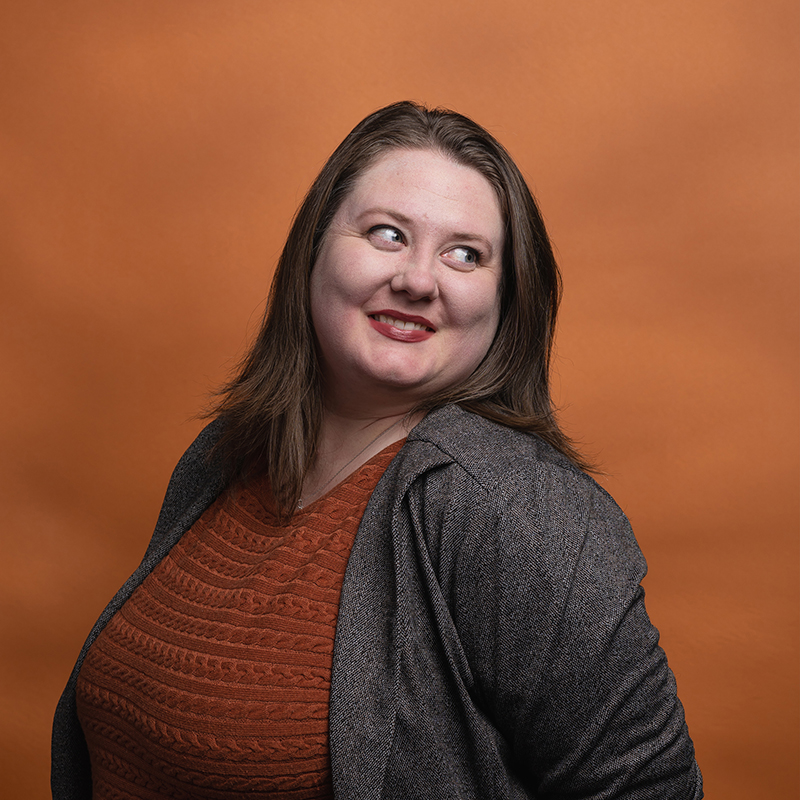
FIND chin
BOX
[373,373,431,393]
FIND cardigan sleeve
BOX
[450,464,703,799]
[51,419,226,800]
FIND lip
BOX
[368,309,436,343]
[369,309,436,330]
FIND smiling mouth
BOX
[370,314,434,332]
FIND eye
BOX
[368,225,404,248]
[444,246,481,269]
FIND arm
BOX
[452,469,702,799]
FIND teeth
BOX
[376,314,429,331]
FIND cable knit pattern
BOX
[76,440,404,799]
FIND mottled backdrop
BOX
[1,1,797,797]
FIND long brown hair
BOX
[210,101,588,517]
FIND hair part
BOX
[208,101,589,518]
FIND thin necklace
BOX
[297,418,403,509]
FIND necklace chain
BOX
[297,419,403,509]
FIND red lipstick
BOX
[368,310,435,343]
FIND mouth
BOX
[368,311,435,332]
[367,310,436,343]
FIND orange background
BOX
[1,1,797,797]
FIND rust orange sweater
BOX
[76,441,403,799]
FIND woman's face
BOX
[310,148,504,414]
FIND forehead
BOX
[341,148,504,239]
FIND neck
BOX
[298,405,423,510]
[319,407,415,446]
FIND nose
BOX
[390,253,439,301]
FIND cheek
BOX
[308,272,327,335]
[311,245,375,311]
[309,258,346,330]
[471,306,501,359]
[451,279,502,336]
[475,286,502,346]
[446,289,501,377]
[309,255,374,353]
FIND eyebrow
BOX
[355,206,497,259]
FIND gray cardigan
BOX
[52,405,703,799]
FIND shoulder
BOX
[406,405,623,528]
[397,406,645,595]
[162,417,227,509]
[169,417,227,481]
[149,417,227,549]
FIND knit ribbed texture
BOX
[75,440,403,799]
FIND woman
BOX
[52,102,703,799]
